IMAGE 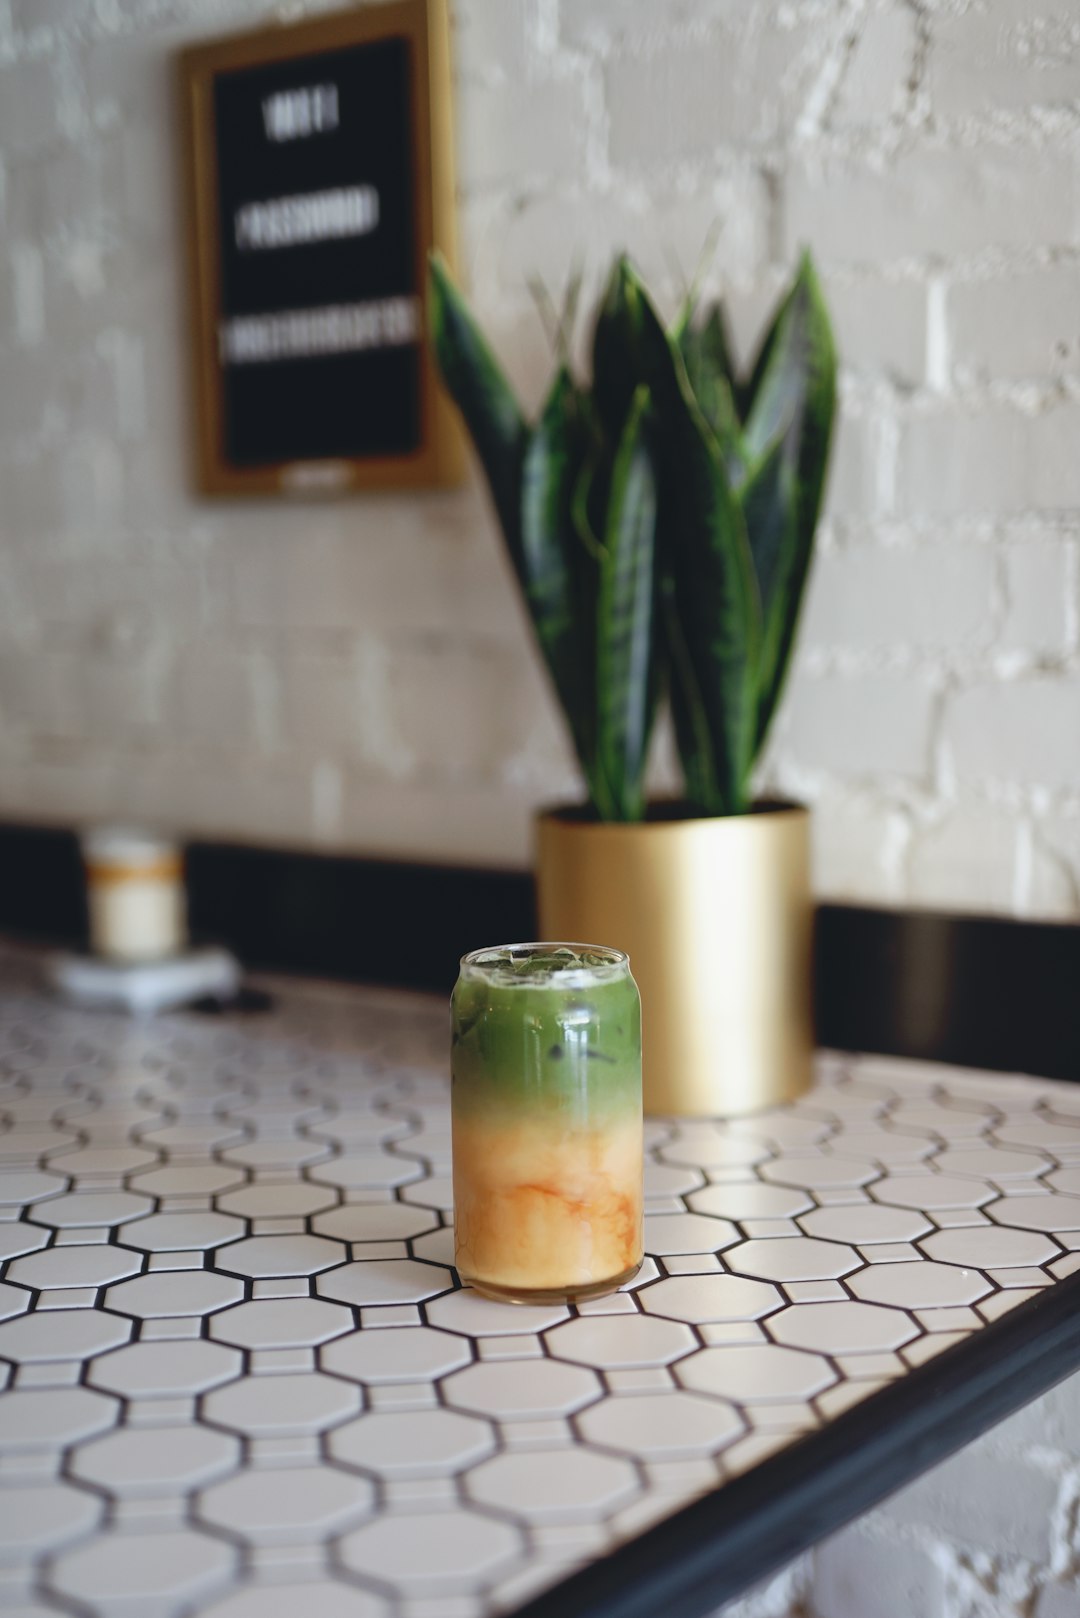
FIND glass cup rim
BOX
[459,941,630,986]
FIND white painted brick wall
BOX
[948,269,1080,383]
[896,407,1080,518]
[783,149,1078,263]
[713,1363,1080,1618]
[929,0,1080,118]
[0,0,1078,921]
[945,680,1080,793]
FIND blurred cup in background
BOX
[82,827,187,962]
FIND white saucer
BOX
[45,947,242,1015]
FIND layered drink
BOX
[451,942,643,1303]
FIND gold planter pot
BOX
[536,802,813,1117]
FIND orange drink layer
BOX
[451,944,644,1304]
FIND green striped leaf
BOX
[592,256,650,439]
[742,251,837,749]
[521,367,610,815]
[595,387,660,822]
[678,304,745,459]
[626,267,762,814]
[428,253,529,579]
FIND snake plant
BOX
[428,250,836,820]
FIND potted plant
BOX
[429,251,836,1116]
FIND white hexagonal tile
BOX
[200,1583,387,1618]
[45,1145,158,1178]
[933,1146,1049,1182]
[339,1509,521,1593]
[644,1213,739,1255]
[317,1259,453,1307]
[425,1288,569,1337]
[330,1408,495,1476]
[887,1103,990,1140]
[987,1194,1080,1232]
[759,1157,879,1191]
[816,1380,892,1418]
[736,1112,831,1150]
[644,1162,706,1198]
[766,1301,918,1354]
[49,1528,237,1611]
[0,1481,102,1560]
[724,1238,860,1283]
[223,1139,331,1170]
[221,1097,322,1126]
[920,1225,1059,1269]
[0,1281,29,1320]
[0,1169,68,1206]
[621,1259,657,1293]
[467,1447,638,1522]
[939,1139,1049,1177]
[1047,1167,1080,1195]
[0,1222,48,1262]
[0,1126,79,1162]
[310,1110,410,1146]
[104,1270,244,1318]
[443,1358,601,1420]
[142,1123,246,1152]
[210,1298,354,1350]
[34,1190,153,1227]
[130,1164,244,1198]
[0,1387,118,1450]
[119,1211,246,1252]
[385,1140,452,1177]
[578,1390,743,1457]
[658,1134,768,1170]
[215,1234,346,1278]
[203,1372,361,1435]
[89,1339,242,1398]
[639,1274,782,1324]
[998,1119,1080,1155]
[686,1183,813,1222]
[872,1174,995,1211]
[400,1174,454,1211]
[797,1205,933,1245]
[215,1182,338,1219]
[826,1130,934,1164]
[198,1465,373,1544]
[0,1307,131,1363]
[676,1343,836,1403]
[321,1324,470,1384]
[309,1152,422,1189]
[411,1227,457,1266]
[72,1425,240,1497]
[8,1245,142,1291]
[849,1260,991,1308]
[311,1203,438,1242]
[546,1314,695,1369]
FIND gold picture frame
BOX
[179,0,463,496]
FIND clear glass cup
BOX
[451,942,644,1304]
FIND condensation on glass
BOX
[451,942,644,1304]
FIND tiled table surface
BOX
[3,952,1080,1618]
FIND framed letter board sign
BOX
[180,0,462,495]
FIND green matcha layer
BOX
[452,946,641,1122]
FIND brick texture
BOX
[717,1359,1080,1617]
[0,0,1077,923]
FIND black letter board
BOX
[180,0,462,496]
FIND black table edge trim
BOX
[1,819,1078,1078]
[512,1269,1080,1618]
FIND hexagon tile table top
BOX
[2,953,1080,1618]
